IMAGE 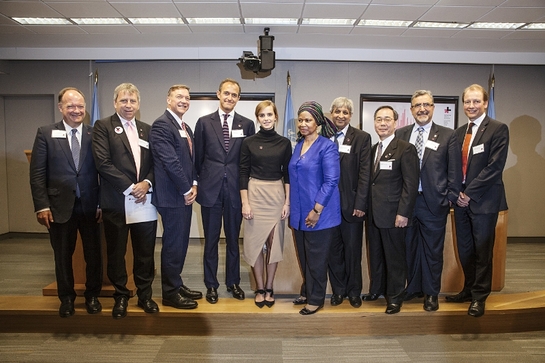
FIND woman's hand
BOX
[242,203,254,220]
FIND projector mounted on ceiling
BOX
[239,28,275,73]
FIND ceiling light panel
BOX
[186,18,241,24]
[413,21,468,28]
[72,18,128,25]
[302,18,356,25]
[468,22,525,29]
[129,18,185,25]
[245,18,298,25]
[359,19,412,27]
[11,17,72,25]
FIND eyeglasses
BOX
[374,117,394,123]
[411,103,434,109]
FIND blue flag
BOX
[90,70,100,126]
[283,72,297,149]
[487,69,496,119]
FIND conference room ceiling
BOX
[0,0,544,64]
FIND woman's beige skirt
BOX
[243,178,286,267]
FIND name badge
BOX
[179,130,187,138]
[380,161,393,170]
[51,130,66,138]
[339,144,351,153]
[138,139,149,149]
[473,144,485,154]
[425,140,439,151]
[231,129,245,138]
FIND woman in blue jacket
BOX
[289,101,341,315]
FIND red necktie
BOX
[182,122,192,156]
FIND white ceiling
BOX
[0,0,544,64]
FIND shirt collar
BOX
[469,113,486,128]
[62,120,82,134]
[118,113,135,126]
[167,108,183,127]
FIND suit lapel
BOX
[112,114,133,156]
[211,111,227,152]
[339,125,354,161]
[467,116,489,167]
[79,124,92,168]
[421,122,439,167]
[55,121,77,172]
[167,111,194,159]
[372,138,396,180]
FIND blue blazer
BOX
[194,110,255,208]
[150,110,196,208]
[289,136,341,231]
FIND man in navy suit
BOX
[150,85,201,309]
[92,83,158,319]
[327,97,371,308]
[396,90,462,312]
[446,84,509,318]
[30,87,102,318]
[194,78,255,304]
[367,105,419,314]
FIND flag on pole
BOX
[487,66,496,119]
[283,71,297,149]
[90,69,100,125]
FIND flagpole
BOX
[283,71,297,149]
[487,65,496,119]
[91,69,100,126]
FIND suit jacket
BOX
[92,113,154,212]
[288,136,341,231]
[370,137,419,229]
[455,116,509,214]
[150,110,196,208]
[338,125,371,223]
[30,121,99,224]
[194,110,255,208]
[396,122,462,217]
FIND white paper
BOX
[125,194,158,224]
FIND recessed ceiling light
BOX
[302,18,355,26]
[413,21,468,29]
[358,19,412,27]
[467,22,525,29]
[186,18,241,24]
[72,18,128,25]
[12,17,72,25]
[129,18,184,25]
[245,18,298,25]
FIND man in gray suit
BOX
[396,90,462,312]
[30,87,102,318]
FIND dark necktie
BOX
[222,114,230,152]
[374,142,382,173]
[71,129,81,197]
[415,126,424,168]
[335,131,343,147]
[462,122,475,180]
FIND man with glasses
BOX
[366,105,419,314]
[446,84,509,318]
[396,90,462,312]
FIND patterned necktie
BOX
[125,121,141,179]
[70,129,81,197]
[182,122,192,156]
[222,113,230,152]
[462,122,475,180]
[335,131,343,147]
[374,142,382,173]
[415,126,424,164]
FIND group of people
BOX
[30,79,508,320]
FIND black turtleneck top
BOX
[239,128,292,190]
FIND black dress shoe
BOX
[423,295,439,312]
[330,294,344,306]
[404,291,424,301]
[264,289,275,308]
[162,293,197,309]
[59,299,75,318]
[362,293,380,301]
[206,288,218,304]
[299,304,324,315]
[348,296,362,308]
[468,300,485,317]
[227,284,245,300]
[385,302,402,314]
[85,296,102,314]
[180,285,203,300]
[138,298,160,313]
[445,291,472,303]
[112,296,128,319]
[293,296,307,305]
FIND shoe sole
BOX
[162,300,197,310]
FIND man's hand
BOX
[132,181,150,203]
[353,209,365,218]
[395,215,408,228]
[457,192,471,208]
[37,210,54,229]
[184,186,197,205]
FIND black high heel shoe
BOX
[264,289,275,308]
[254,289,266,308]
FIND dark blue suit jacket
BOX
[150,110,196,208]
[30,121,99,223]
[194,110,255,208]
[396,122,462,217]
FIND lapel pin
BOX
[114,126,123,134]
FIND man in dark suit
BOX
[92,83,158,319]
[396,90,462,312]
[446,84,509,318]
[194,78,255,304]
[150,85,201,310]
[327,97,371,308]
[367,105,419,314]
[30,87,102,318]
